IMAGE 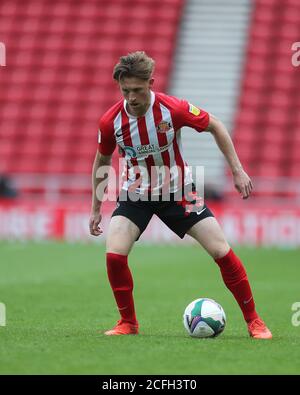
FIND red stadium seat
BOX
[231,0,300,196]
[289,165,300,178]
[260,127,286,144]
[0,0,185,199]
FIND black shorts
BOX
[111,187,214,240]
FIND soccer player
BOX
[89,51,272,339]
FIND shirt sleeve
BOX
[97,118,116,155]
[175,99,210,132]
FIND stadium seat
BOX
[231,0,300,198]
[0,0,185,201]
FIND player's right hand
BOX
[89,213,103,236]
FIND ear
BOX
[149,78,154,88]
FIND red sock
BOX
[106,252,137,325]
[215,249,258,323]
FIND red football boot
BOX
[247,317,272,339]
[104,320,139,336]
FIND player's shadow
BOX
[96,328,265,340]
[132,332,249,340]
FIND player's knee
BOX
[106,232,133,256]
[209,241,230,260]
[106,242,130,256]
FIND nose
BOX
[128,92,136,103]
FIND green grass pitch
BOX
[0,241,299,374]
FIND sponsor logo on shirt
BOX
[188,103,201,116]
[123,143,171,159]
[137,144,156,155]
[124,146,137,158]
[137,143,170,156]
[157,121,172,133]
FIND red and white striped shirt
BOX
[98,91,209,194]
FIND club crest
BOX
[157,121,172,133]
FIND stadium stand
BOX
[1,0,300,245]
[170,0,252,193]
[0,0,185,200]
[232,0,300,199]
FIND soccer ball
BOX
[183,298,226,338]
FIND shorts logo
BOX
[157,121,172,133]
[196,207,206,216]
[124,146,137,158]
[188,103,201,116]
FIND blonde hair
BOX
[113,51,155,81]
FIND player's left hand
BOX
[233,168,253,199]
[89,212,103,236]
